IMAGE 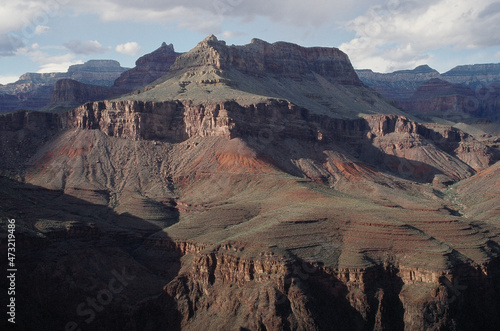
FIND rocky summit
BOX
[0,35,499,331]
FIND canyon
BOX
[0,35,499,330]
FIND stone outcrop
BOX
[113,42,182,91]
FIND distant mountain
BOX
[0,60,129,112]
[396,78,500,122]
[356,65,441,101]
[66,60,130,86]
[442,63,500,88]
[357,64,500,122]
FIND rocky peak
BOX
[113,42,182,91]
[202,34,224,45]
[169,35,362,85]
[135,42,179,66]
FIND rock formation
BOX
[113,42,182,91]
[1,35,499,331]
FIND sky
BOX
[1,0,500,84]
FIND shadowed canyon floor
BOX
[1,36,500,330]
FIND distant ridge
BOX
[356,62,500,123]
[0,60,129,112]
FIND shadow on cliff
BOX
[246,126,449,186]
[282,254,405,331]
[446,250,500,330]
[0,176,182,331]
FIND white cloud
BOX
[340,0,500,72]
[0,75,21,85]
[64,40,110,54]
[115,42,141,56]
[0,0,64,35]
[0,33,24,56]
[220,30,245,39]
[3,0,500,74]
[34,25,50,35]
[68,0,376,32]
[16,43,82,73]
[37,60,83,73]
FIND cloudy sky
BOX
[1,0,500,84]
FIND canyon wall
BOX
[60,99,495,176]
[128,240,500,330]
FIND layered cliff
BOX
[67,60,128,86]
[442,63,500,89]
[63,99,494,178]
[168,35,362,85]
[129,242,500,330]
